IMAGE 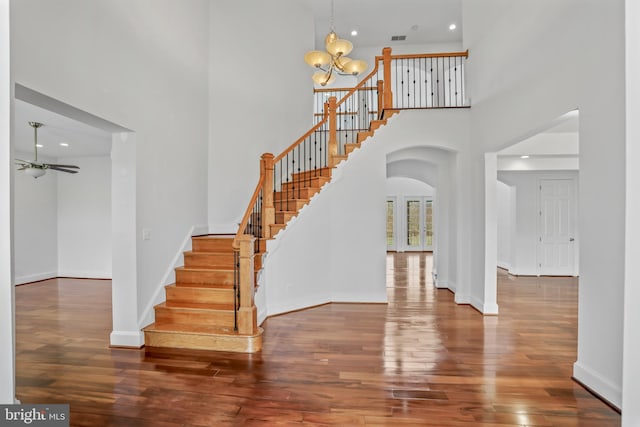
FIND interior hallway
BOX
[14,254,620,426]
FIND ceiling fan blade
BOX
[44,163,80,169]
[16,165,28,171]
[47,166,79,174]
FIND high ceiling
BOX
[14,1,464,161]
[308,0,463,49]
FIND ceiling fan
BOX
[15,121,80,178]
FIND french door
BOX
[386,196,433,252]
[405,197,433,251]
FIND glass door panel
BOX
[406,200,422,250]
[386,199,396,251]
[424,200,433,250]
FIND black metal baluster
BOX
[233,250,238,331]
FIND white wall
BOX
[623,0,640,424]
[208,0,314,232]
[0,0,16,404]
[261,109,470,319]
[57,156,111,278]
[463,0,625,406]
[386,176,435,199]
[11,0,210,346]
[497,171,579,276]
[13,152,58,284]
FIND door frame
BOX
[536,177,578,276]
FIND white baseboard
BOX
[14,271,57,285]
[454,291,469,305]
[110,330,144,348]
[57,270,111,279]
[573,361,621,409]
[470,294,499,314]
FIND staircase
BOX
[143,47,468,354]
[143,235,263,353]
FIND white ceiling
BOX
[308,0,463,49]
[14,99,112,160]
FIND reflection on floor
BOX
[14,254,620,426]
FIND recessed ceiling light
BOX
[351,30,358,36]
[36,144,43,148]
[449,24,457,31]
[520,155,530,159]
[60,142,69,147]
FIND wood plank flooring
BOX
[15,254,621,426]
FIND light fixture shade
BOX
[326,38,353,57]
[304,50,331,68]
[334,56,352,71]
[312,71,336,86]
[25,167,46,178]
[342,59,367,75]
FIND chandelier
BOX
[304,0,367,86]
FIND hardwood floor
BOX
[15,254,620,426]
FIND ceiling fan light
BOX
[342,59,367,75]
[312,70,336,86]
[25,167,46,178]
[304,50,331,68]
[326,38,353,57]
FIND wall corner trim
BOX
[110,330,144,348]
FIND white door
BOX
[404,197,434,251]
[538,179,575,275]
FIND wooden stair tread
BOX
[165,301,233,310]
[145,322,263,338]
[155,302,233,314]
[176,266,234,273]
[144,325,263,353]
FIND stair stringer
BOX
[258,109,472,319]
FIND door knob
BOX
[569,237,575,242]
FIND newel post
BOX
[236,234,257,335]
[261,153,275,239]
[382,47,393,110]
[328,96,338,167]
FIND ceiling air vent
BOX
[391,35,407,41]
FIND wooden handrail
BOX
[314,86,378,93]
[334,56,382,111]
[232,172,265,250]
[274,108,329,164]
[388,50,469,60]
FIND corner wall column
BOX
[0,0,17,404]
